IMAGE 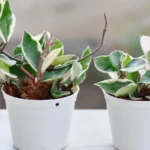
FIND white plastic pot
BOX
[104,92,150,150]
[2,86,79,150]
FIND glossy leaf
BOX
[0,54,16,66]
[43,67,70,82]
[41,48,61,73]
[94,55,118,73]
[50,81,70,98]
[0,59,16,78]
[109,50,126,69]
[115,83,137,97]
[121,58,146,73]
[52,54,75,66]
[50,37,64,56]
[80,46,91,72]
[71,61,82,81]
[0,0,16,43]
[126,72,139,83]
[139,71,150,84]
[74,72,86,86]
[21,31,42,71]
[95,79,133,95]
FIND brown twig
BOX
[54,13,107,70]
[37,34,54,81]
[0,43,7,52]
[21,67,35,82]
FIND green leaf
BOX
[109,51,126,69]
[94,55,118,73]
[0,59,16,78]
[0,71,5,80]
[108,73,118,79]
[14,45,22,57]
[41,47,61,73]
[50,37,64,56]
[50,81,70,98]
[74,72,86,86]
[21,31,42,71]
[71,61,82,81]
[43,67,70,82]
[80,46,91,72]
[126,72,139,83]
[52,55,75,66]
[139,71,150,84]
[10,64,36,79]
[115,83,137,97]
[0,0,16,43]
[145,51,150,65]
[0,54,16,66]
[95,79,133,95]
[122,54,132,68]
[121,58,146,73]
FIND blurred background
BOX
[0,0,149,109]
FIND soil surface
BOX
[3,80,56,100]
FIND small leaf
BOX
[80,46,91,72]
[50,37,64,56]
[0,0,16,43]
[139,71,150,84]
[122,54,132,68]
[121,58,146,73]
[0,59,16,78]
[74,72,86,86]
[0,54,16,66]
[14,45,22,57]
[41,47,62,73]
[115,83,137,97]
[50,81,70,98]
[43,67,70,82]
[52,54,75,66]
[140,36,150,55]
[71,61,82,81]
[21,31,42,71]
[94,55,118,73]
[108,73,118,79]
[94,79,133,95]
[109,50,126,69]
[126,72,139,83]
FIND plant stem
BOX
[3,51,25,63]
[20,67,35,82]
[37,34,54,81]
[54,13,107,70]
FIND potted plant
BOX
[0,1,108,150]
[94,36,150,150]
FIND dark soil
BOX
[3,80,54,100]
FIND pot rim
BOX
[1,85,79,102]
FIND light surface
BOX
[0,110,115,150]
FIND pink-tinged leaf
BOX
[41,47,62,73]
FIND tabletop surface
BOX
[0,110,115,150]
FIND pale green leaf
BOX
[139,71,150,84]
[52,54,75,66]
[115,83,137,97]
[43,67,70,82]
[50,37,64,56]
[121,58,146,73]
[126,72,139,83]
[80,46,91,72]
[21,31,42,71]
[122,54,132,68]
[71,61,82,81]
[109,50,126,69]
[50,81,70,98]
[95,79,133,95]
[108,73,118,79]
[0,0,16,43]
[41,47,61,73]
[74,72,86,86]
[0,54,16,66]
[94,55,118,73]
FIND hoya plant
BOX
[0,0,107,100]
[94,36,150,100]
